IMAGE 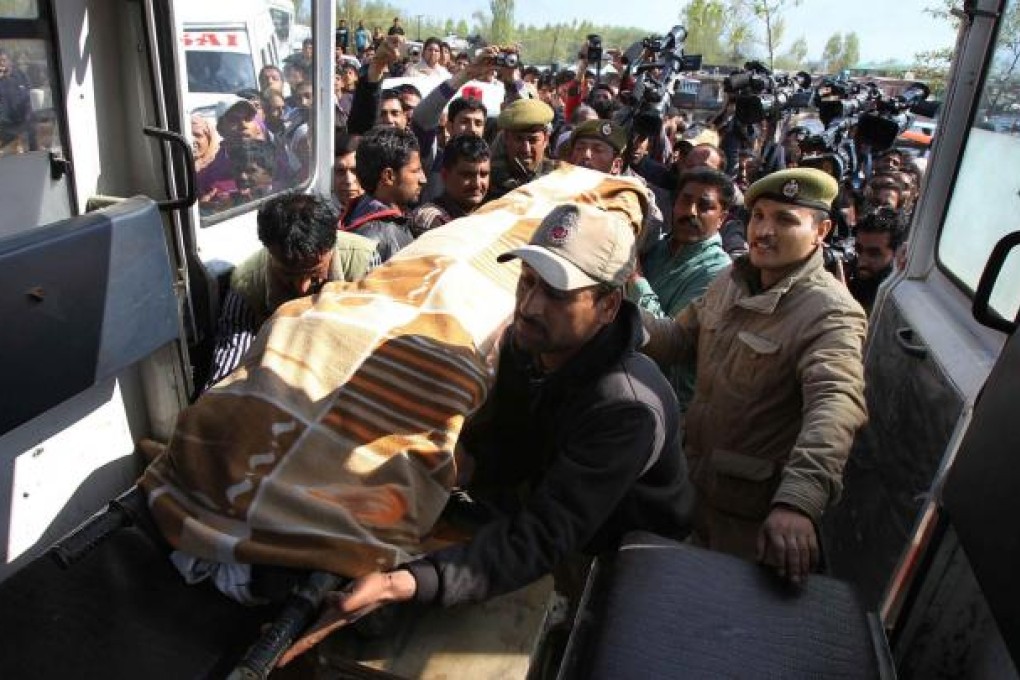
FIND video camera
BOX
[622,25,702,139]
[725,61,814,125]
[493,51,519,69]
[586,34,603,65]
[797,113,860,183]
[856,82,931,150]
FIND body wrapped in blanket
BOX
[140,166,650,585]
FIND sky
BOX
[383,0,958,65]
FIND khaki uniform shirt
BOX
[642,247,867,557]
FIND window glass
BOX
[938,0,1020,322]
[179,4,315,224]
[0,38,61,157]
[0,1,37,20]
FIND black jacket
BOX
[407,302,694,606]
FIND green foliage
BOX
[490,0,515,44]
[821,31,859,73]
[774,35,807,71]
[744,0,801,69]
[513,21,648,65]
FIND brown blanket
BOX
[140,166,649,577]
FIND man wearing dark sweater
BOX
[315,202,694,617]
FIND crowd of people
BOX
[186,24,930,651]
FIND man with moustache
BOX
[627,168,734,410]
[488,98,558,200]
[406,134,491,236]
[641,168,867,586]
[298,203,694,622]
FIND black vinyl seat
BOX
[562,531,890,680]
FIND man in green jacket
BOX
[205,193,379,389]
[628,168,734,409]
[642,168,867,586]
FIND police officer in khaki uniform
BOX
[641,167,868,585]
[487,98,558,200]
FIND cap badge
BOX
[600,122,613,137]
[782,179,800,198]
[547,224,572,245]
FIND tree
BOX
[743,0,801,70]
[774,35,808,71]
[843,32,860,70]
[681,0,728,64]
[821,33,842,72]
[489,0,515,45]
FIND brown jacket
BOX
[643,247,867,556]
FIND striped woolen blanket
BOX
[139,166,650,577]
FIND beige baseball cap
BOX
[497,204,636,291]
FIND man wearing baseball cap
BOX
[314,203,694,617]
[642,167,867,586]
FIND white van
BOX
[175,0,280,115]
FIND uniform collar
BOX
[731,247,824,314]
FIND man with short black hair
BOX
[206,193,378,388]
[405,37,450,78]
[849,207,904,313]
[311,202,694,617]
[410,48,495,200]
[407,134,491,236]
[864,173,905,212]
[332,131,364,212]
[341,125,424,261]
[628,168,735,409]
[387,17,404,36]
[376,89,407,129]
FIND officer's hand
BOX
[756,505,819,585]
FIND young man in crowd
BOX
[849,206,905,314]
[340,125,424,261]
[407,134,491,236]
[332,131,364,212]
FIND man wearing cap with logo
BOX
[642,167,867,585]
[488,98,559,200]
[312,203,694,616]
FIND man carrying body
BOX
[407,134,490,236]
[641,167,867,584]
[302,202,694,622]
[340,125,424,261]
[206,193,378,388]
[488,98,558,200]
[628,168,734,410]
